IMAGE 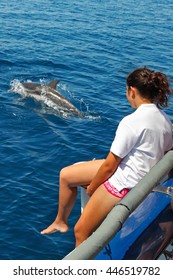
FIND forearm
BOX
[88,164,115,192]
[87,152,122,195]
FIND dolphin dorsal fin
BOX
[48,80,60,89]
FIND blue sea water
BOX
[0,0,173,260]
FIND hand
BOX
[86,185,94,196]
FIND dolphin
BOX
[9,80,83,117]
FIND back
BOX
[109,104,172,190]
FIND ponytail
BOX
[126,67,172,107]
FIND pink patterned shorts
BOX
[103,181,129,198]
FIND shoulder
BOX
[115,113,137,139]
[119,110,137,130]
[160,109,172,126]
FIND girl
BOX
[41,67,173,247]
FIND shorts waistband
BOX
[103,181,129,198]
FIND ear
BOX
[128,86,136,99]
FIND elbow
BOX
[103,152,122,177]
[103,162,117,178]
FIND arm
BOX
[86,152,122,196]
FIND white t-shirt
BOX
[109,104,173,191]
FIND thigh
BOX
[60,159,105,187]
[76,184,121,235]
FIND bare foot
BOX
[40,221,69,235]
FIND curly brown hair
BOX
[126,67,172,107]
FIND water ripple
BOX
[0,0,173,260]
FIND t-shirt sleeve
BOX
[110,120,138,158]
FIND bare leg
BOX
[41,159,104,234]
[74,184,121,246]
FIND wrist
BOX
[87,185,94,195]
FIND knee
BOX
[74,220,81,235]
[74,221,83,246]
[59,167,69,184]
[74,220,89,246]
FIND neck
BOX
[136,99,152,108]
[127,86,152,109]
[134,90,152,108]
